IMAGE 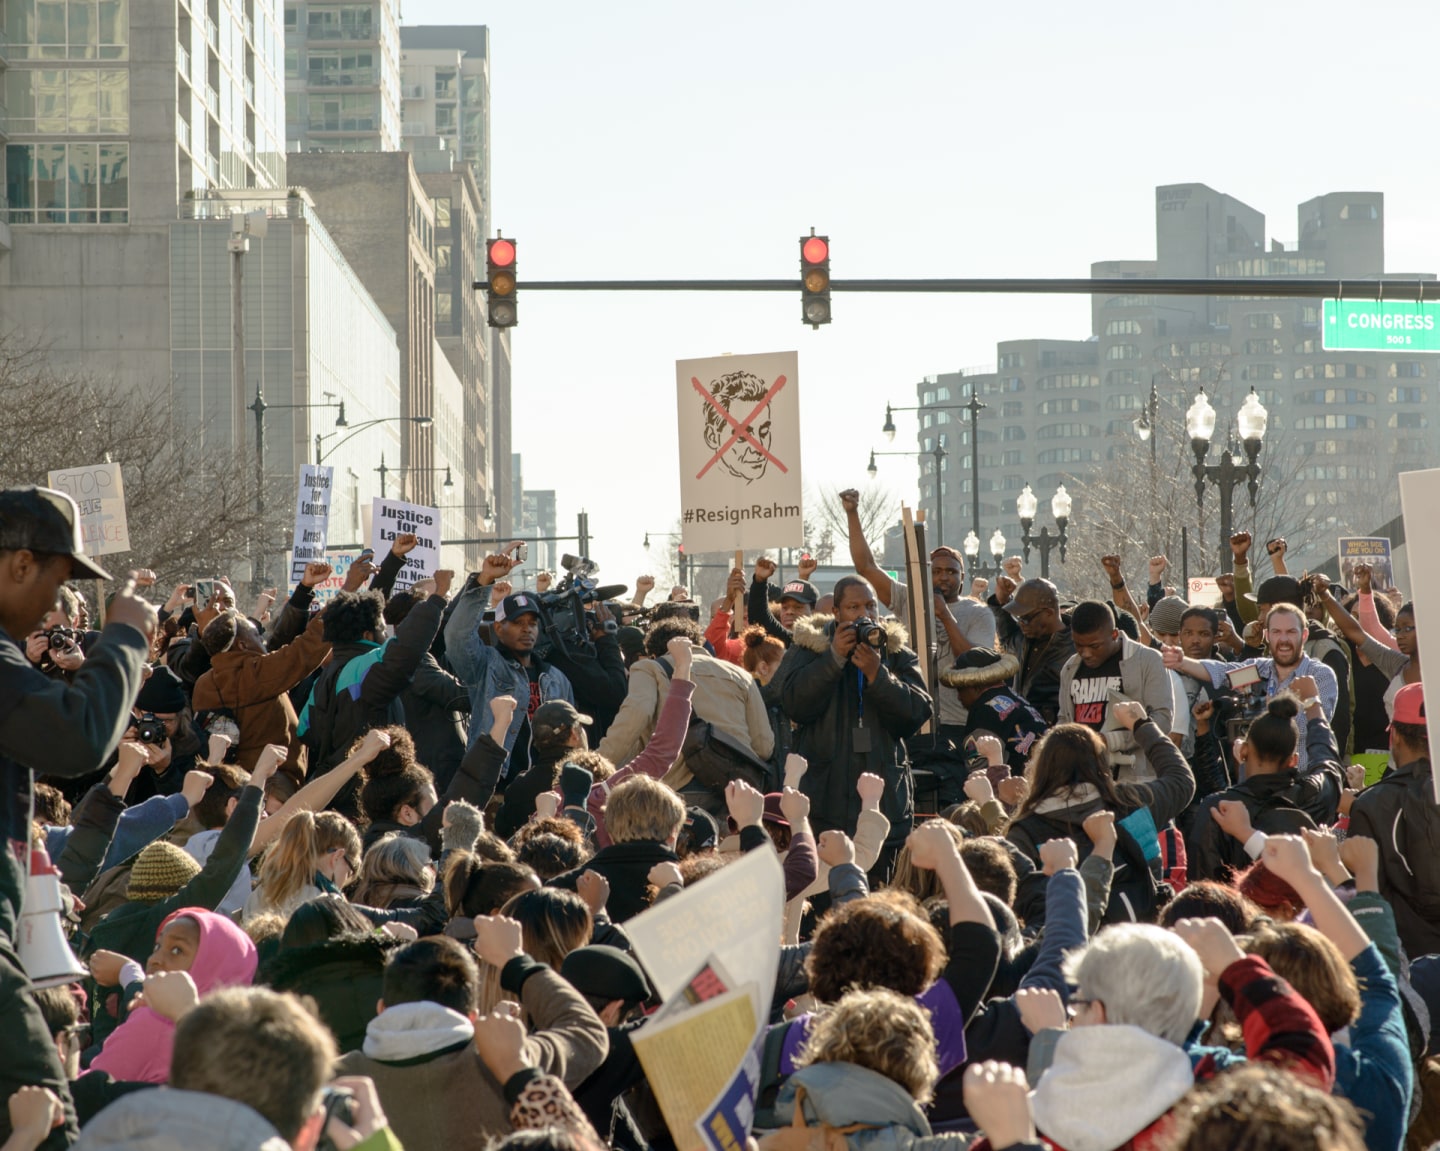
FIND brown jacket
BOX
[334,959,608,1151]
[597,643,775,790]
[191,612,331,777]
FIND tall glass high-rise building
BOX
[3,0,286,227]
[283,0,401,153]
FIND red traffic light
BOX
[488,238,516,267]
[802,236,829,265]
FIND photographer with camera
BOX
[770,575,931,875]
[444,549,576,785]
[116,666,205,803]
[23,584,94,682]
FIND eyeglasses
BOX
[1013,606,1049,626]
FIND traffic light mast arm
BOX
[468,276,1435,300]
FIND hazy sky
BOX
[406,0,1440,589]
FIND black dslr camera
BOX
[46,626,79,651]
[852,617,885,649]
[134,712,169,746]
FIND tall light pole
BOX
[1187,387,1268,574]
[868,439,947,544]
[1017,483,1072,580]
[247,386,344,592]
[377,456,454,501]
[882,395,988,545]
[231,209,268,590]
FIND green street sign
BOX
[1323,298,1440,353]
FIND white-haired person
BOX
[997,907,1335,1151]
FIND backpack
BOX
[1106,809,1163,925]
[653,656,773,793]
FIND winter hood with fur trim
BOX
[790,613,910,655]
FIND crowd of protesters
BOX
[0,478,1436,1151]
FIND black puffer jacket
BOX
[770,614,932,847]
[262,932,401,1053]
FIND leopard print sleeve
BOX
[508,1071,601,1142]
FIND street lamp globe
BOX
[1133,409,1152,442]
[963,530,980,560]
[1016,484,1038,521]
[989,529,1006,560]
[866,450,878,479]
[882,404,897,443]
[1184,388,1217,445]
[1051,484,1073,521]
[1238,388,1269,445]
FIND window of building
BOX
[1298,465,1377,482]
[1390,361,1425,378]
[921,389,935,405]
[4,67,128,132]
[1391,412,1428,429]
[1294,339,1319,354]
[1389,386,1428,403]
[1242,363,1281,381]
[5,0,127,59]
[1299,388,1375,405]
[1105,393,1142,411]
[1036,397,1099,415]
[5,140,128,223]
[1002,450,1023,466]
[1001,401,1023,417]
[1037,423,1101,440]
[1243,338,1283,356]
[1104,319,1142,336]
[1246,312,1282,329]
[1105,343,1140,361]
[1037,373,1099,391]
[1105,369,1139,388]
[1292,414,1375,431]
[935,386,952,400]
[998,352,1024,370]
[1340,203,1379,220]
[1038,448,1099,465]
[1293,362,1377,380]
[1001,426,1026,442]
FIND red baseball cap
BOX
[1392,682,1426,727]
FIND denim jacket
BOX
[443,581,574,760]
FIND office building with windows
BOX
[0,1,416,575]
[3,0,287,229]
[908,184,1435,575]
[283,0,401,153]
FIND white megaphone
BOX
[19,849,88,990]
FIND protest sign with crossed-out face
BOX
[675,351,803,553]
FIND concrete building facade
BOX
[909,184,1436,576]
[286,150,437,503]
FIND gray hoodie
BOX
[75,1089,289,1151]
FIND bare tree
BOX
[0,332,269,592]
[808,481,900,555]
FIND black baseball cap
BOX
[0,487,112,581]
[495,591,542,621]
[779,579,818,608]
[1245,575,1303,606]
[532,700,593,745]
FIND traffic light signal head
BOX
[800,232,830,328]
[487,235,517,328]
